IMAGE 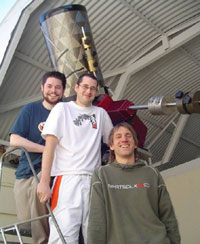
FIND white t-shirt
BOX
[42,101,113,176]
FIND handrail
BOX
[0,147,67,244]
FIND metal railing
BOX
[0,147,66,244]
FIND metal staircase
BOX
[0,147,66,244]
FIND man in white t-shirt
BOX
[37,73,113,244]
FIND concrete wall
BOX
[0,167,17,225]
[0,166,32,243]
[161,157,200,244]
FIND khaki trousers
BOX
[14,174,49,244]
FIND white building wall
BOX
[0,167,16,225]
[161,157,200,244]
[0,166,32,243]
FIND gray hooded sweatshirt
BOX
[87,160,180,244]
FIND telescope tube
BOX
[40,4,104,96]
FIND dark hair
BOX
[77,73,98,87]
[42,71,66,89]
[108,122,139,162]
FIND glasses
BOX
[79,84,98,92]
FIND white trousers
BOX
[48,174,91,244]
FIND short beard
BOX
[43,95,62,105]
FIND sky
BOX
[0,0,18,23]
[0,0,32,64]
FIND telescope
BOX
[40,4,200,150]
[129,90,200,115]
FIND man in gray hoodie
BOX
[87,122,180,244]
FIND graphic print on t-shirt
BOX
[73,114,97,129]
[38,122,46,132]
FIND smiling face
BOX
[41,77,64,109]
[110,126,138,164]
[75,76,98,107]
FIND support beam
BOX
[119,0,165,35]
[161,114,190,164]
[112,72,130,100]
[15,51,51,71]
[180,47,200,66]
[147,113,179,149]
[0,0,45,87]
[0,95,42,113]
[139,112,200,151]
[103,21,200,79]
[126,22,200,78]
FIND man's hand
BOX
[37,182,51,204]
[37,135,59,204]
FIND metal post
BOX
[0,147,67,244]
[161,114,190,164]
[24,149,67,244]
[15,224,24,244]
[147,113,179,149]
[0,228,8,244]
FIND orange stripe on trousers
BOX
[51,175,63,211]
